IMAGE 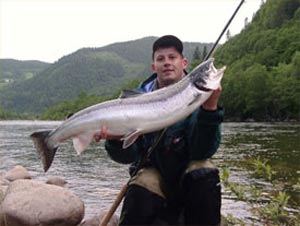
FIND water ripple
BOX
[1,120,299,222]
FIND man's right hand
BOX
[202,85,222,111]
[94,125,123,142]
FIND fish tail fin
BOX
[30,130,58,172]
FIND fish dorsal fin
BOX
[66,113,74,119]
[72,132,94,155]
[119,90,144,99]
[121,129,141,149]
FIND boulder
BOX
[46,177,67,187]
[3,165,31,181]
[0,176,9,186]
[0,179,84,226]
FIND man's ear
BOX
[183,58,188,69]
[151,63,156,72]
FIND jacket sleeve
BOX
[104,140,138,164]
[187,106,224,160]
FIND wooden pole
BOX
[99,129,167,226]
[99,183,128,226]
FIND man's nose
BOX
[164,58,172,66]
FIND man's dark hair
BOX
[152,35,183,59]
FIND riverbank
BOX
[0,165,119,226]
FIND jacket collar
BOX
[138,70,188,93]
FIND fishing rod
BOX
[99,1,245,225]
[204,0,245,61]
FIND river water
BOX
[0,120,299,223]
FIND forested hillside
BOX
[214,0,300,121]
[1,0,299,121]
[0,59,49,87]
[0,37,209,115]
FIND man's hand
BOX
[201,85,222,111]
[94,125,123,142]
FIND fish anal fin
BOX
[72,132,94,155]
[122,129,141,149]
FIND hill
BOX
[214,0,300,121]
[0,59,50,88]
[0,37,211,114]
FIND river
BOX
[0,120,299,223]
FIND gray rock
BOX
[3,165,31,181]
[46,177,67,187]
[0,179,84,226]
[80,210,119,226]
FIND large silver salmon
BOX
[31,58,226,172]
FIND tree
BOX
[192,46,201,60]
[244,17,249,27]
[201,45,208,61]
[226,30,231,41]
[189,46,202,70]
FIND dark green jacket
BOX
[105,73,224,189]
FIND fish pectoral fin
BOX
[121,129,141,149]
[72,132,94,155]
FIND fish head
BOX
[189,58,226,91]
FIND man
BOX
[96,35,223,225]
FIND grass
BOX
[221,158,300,225]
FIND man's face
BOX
[152,47,188,88]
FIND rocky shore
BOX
[0,166,119,226]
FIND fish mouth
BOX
[192,61,226,92]
[194,83,212,92]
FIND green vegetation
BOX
[40,92,111,120]
[0,51,146,114]
[0,0,299,121]
[0,59,49,85]
[0,108,34,120]
[221,158,300,225]
[213,0,300,121]
[189,45,209,70]
[40,77,144,120]
[252,157,276,181]
[0,38,207,116]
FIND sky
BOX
[0,0,263,63]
